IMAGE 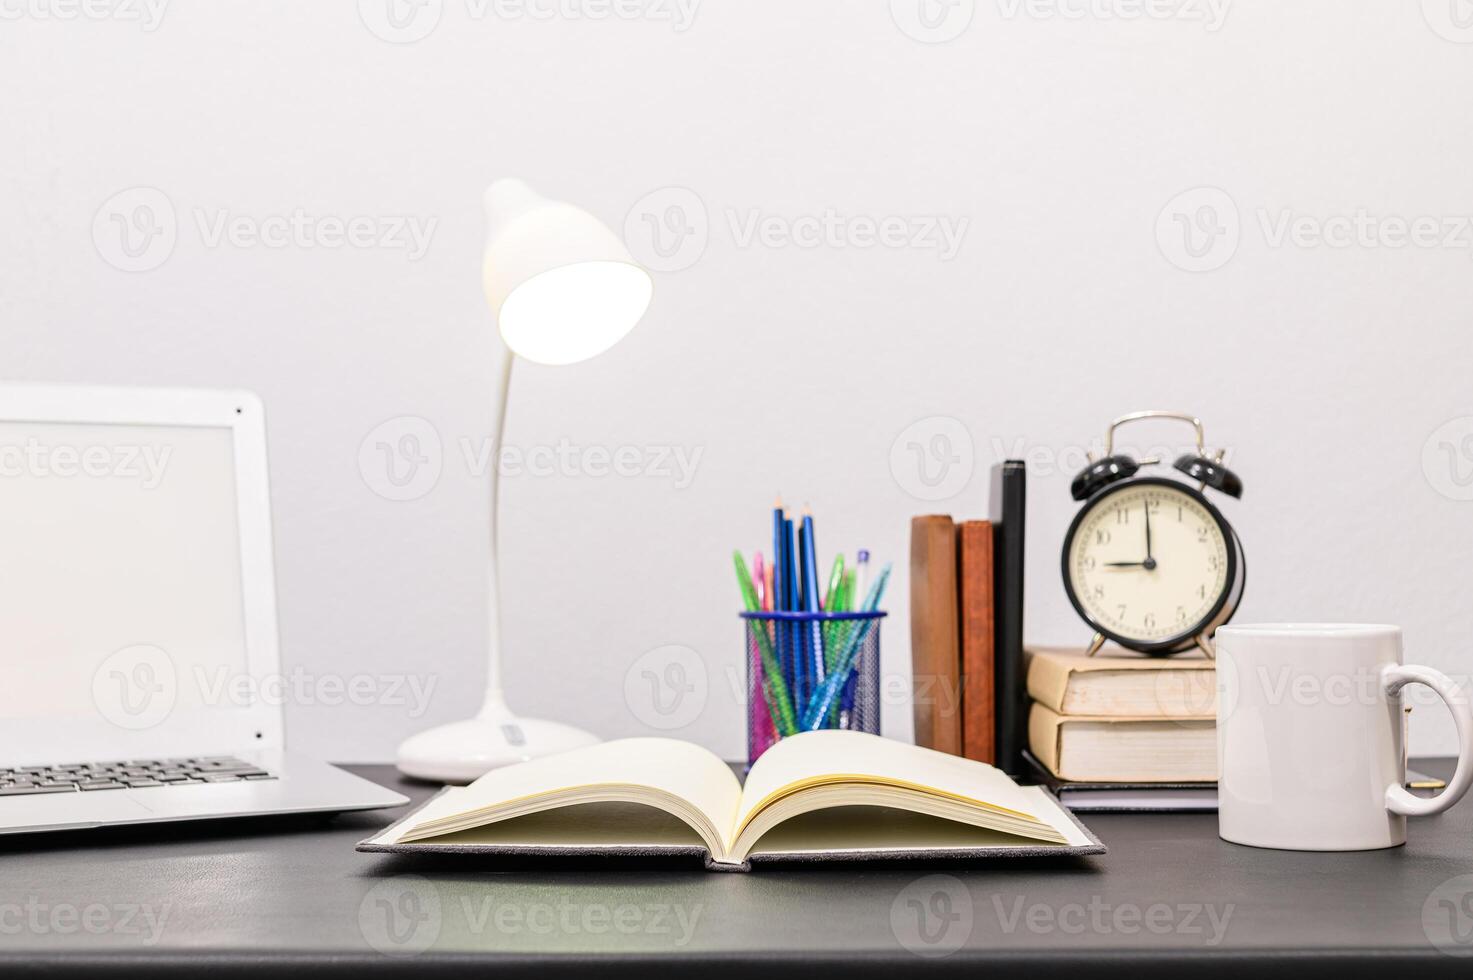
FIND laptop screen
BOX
[0,420,251,735]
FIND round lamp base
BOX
[395,715,600,784]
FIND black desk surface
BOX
[3,760,1472,979]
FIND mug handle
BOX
[1383,664,1473,817]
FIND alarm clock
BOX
[1061,411,1245,658]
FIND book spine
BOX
[990,461,1027,774]
[957,520,995,764]
[1027,702,1065,778]
[1023,652,1072,714]
[909,515,961,754]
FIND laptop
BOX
[0,384,407,835]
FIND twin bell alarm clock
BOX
[1061,411,1244,658]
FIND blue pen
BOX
[800,507,825,692]
[771,498,790,708]
[784,515,803,706]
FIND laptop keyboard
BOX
[0,757,276,796]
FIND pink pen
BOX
[753,552,766,611]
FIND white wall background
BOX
[3,0,1473,761]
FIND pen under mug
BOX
[741,609,885,767]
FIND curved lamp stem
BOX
[393,347,601,783]
[476,348,514,717]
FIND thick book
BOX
[1028,703,1216,783]
[359,731,1104,871]
[1026,646,1216,718]
[990,461,1027,774]
[910,515,961,754]
[957,520,995,764]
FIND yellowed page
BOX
[737,730,1049,835]
[399,738,742,848]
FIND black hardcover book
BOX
[1019,751,1445,813]
[1020,751,1218,813]
[990,460,1027,775]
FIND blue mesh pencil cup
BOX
[740,609,885,766]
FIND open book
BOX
[360,731,1103,871]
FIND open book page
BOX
[393,738,742,855]
[736,730,1056,841]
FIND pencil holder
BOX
[740,610,886,767]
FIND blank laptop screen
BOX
[0,421,250,730]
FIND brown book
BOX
[909,515,961,754]
[956,520,995,764]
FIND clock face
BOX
[1064,480,1232,648]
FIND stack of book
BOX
[1021,647,1218,811]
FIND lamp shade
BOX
[482,179,653,366]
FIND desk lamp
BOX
[395,179,654,783]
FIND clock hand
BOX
[1144,501,1153,563]
[1104,561,1147,568]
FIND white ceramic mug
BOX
[1215,623,1473,851]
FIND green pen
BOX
[822,554,845,611]
[733,551,797,736]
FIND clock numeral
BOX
[1115,509,1130,525]
[1092,585,1104,599]
[1116,604,1127,620]
[1094,530,1111,545]
[1177,506,1183,522]
[1196,526,1209,543]
[1176,606,1187,622]
[1143,612,1156,629]
[1197,584,1207,599]
[1208,555,1221,571]
[1081,556,1096,571]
